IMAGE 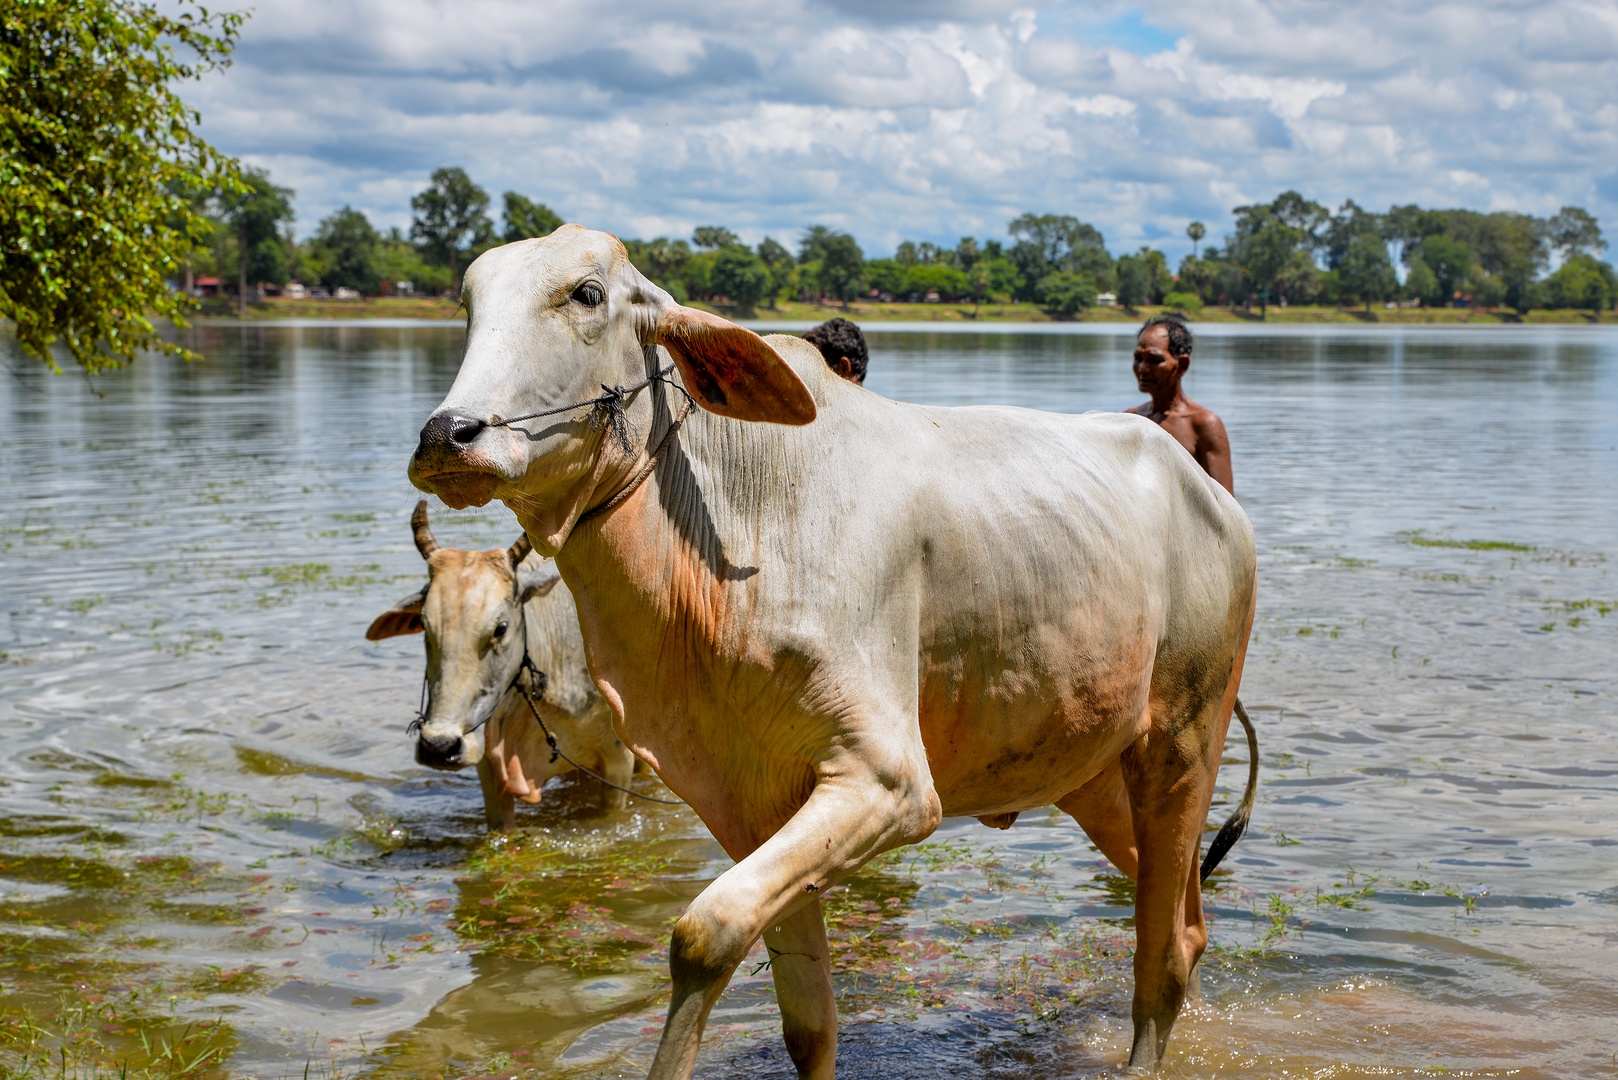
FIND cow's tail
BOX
[1200,697,1259,882]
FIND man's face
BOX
[1133,326,1187,395]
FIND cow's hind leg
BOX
[646,773,939,1080]
[1120,710,1221,1071]
[1055,758,1139,880]
[764,899,836,1078]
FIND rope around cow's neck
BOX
[509,652,684,805]
[406,647,682,806]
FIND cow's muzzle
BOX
[416,730,467,770]
[409,411,506,508]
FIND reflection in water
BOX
[1,323,1615,1078]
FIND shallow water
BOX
[1,322,1614,1079]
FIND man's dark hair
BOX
[803,318,868,382]
[1139,313,1193,358]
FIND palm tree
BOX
[1187,221,1206,259]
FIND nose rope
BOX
[486,364,692,455]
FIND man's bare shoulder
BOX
[1182,399,1227,438]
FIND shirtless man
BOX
[1128,313,1233,493]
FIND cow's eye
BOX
[572,281,605,307]
[493,619,509,640]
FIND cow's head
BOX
[407,225,815,553]
[367,501,559,770]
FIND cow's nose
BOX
[416,732,465,769]
[418,412,487,452]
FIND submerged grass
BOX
[1398,531,1536,552]
[0,996,235,1080]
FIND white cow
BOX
[408,226,1257,1076]
[367,500,637,828]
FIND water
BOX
[1,322,1615,1079]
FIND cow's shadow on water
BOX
[700,1012,1125,1080]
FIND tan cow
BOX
[366,500,636,829]
[408,226,1257,1076]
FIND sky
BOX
[185,0,1618,262]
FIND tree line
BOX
[215,164,1615,317]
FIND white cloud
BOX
[185,0,1618,260]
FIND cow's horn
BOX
[508,532,532,567]
[411,499,439,559]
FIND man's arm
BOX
[1194,411,1234,494]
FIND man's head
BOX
[803,318,868,384]
[1133,313,1193,398]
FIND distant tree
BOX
[1268,190,1330,252]
[1323,199,1385,270]
[967,262,992,314]
[1337,233,1398,313]
[895,240,920,266]
[1,0,244,373]
[755,237,795,308]
[801,227,865,305]
[1007,214,1111,302]
[221,167,295,312]
[372,226,449,294]
[1469,272,1506,310]
[410,167,491,290]
[1502,255,1540,313]
[1547,207,1606,258]
[1186,221,1206,258]
[311,207,381,294]
[1008,214,1106,267]
[904,263,968,301]
[1230,205,1302,314]
[1176,254,1211,301]
[1543,254,1617,311]
[1115,254,1151,310]
[501,192,562,242]
[1384,204,1450,265]
[984,257,1023,300]
[1036,271,1097,317]
[709,245,772,312]
[956,236,981,270]
[692,226,739,251]
[1404,257,1440,306]
[1411,235,1474,306]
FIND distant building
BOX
[193,276,221,297]
[1095,292,1118,307]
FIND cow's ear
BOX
[656,305,816,425]
[366,588,427,640]
[516,562,561,605]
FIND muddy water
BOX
[1,322,1614,1079]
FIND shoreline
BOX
[182,296,1618,327]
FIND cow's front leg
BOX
[647,773,940,1080]
[597,740,636,812]
[476,758,516,830]
[763,898,835,1078]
